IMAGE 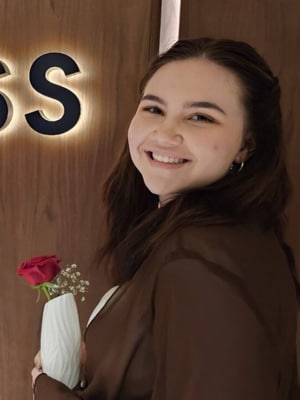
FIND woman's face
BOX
[128,58,248,204]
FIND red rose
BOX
[17,255,61,286]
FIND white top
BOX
[86,285,119,327]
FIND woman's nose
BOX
[153,122,183,145]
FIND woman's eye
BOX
[190,114,214,123]
[142,106,163,115]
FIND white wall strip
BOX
[159,0,181,54]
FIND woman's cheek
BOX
[128,114,142,137]
[128,127,141,167]
[128,117,149,150]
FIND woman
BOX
[32,38,299,399]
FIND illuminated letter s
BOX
[25,53,81,135]
[0,62,12,130]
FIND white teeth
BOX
[152,152,185,164]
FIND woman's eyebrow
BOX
[141,95,226,115]
[140,94,166,105]
[185,101,226,115]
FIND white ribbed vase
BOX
[40,293,81,389]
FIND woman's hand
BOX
[80,341,86,368]
[80,341,87,387]
[31,343,86,389]
[31,350,44,388]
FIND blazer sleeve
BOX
[34,374,85,400]
[151,256,279,400]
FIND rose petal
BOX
[17,255,61,286]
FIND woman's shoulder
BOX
[154,223,282,267]
[148,222,292,296]
[148,222,297,349]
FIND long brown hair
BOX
[98,38,298,295]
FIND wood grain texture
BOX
[180,0,300,383]
[0,1,160,398]
[180,0,300,264]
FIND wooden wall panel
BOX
[180,0,300,269]
[180,0,300,382]
[0,1,161,399]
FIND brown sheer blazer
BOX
[34,223,299,399]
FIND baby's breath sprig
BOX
[48,264,89,302]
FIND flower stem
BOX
[41,284,51,301]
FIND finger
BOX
[31,367,43,389]
[34,351,42,369]
[81,342,86,364]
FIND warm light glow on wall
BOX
[0,51,92,137]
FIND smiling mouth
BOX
[146,151,188,164]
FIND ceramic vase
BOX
[40,293,81,389]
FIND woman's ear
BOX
[234,136,256,163]
[234,147,248,164]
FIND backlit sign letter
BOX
[0,62,12,130]
[25,53,81,135]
